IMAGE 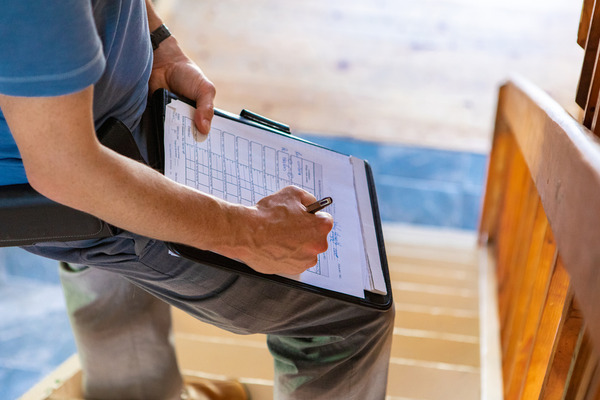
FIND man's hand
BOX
[225,186,334,275]
[146,0,215,137]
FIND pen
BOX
[306,197,333,213]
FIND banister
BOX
[490,75,600,353]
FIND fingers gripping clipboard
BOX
[152,89,392,310]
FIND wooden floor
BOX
[155,0,582,153]
[23,224,499,400]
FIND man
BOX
[0,1,394,399]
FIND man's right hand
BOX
[221,186,334,275]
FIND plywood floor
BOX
[156,0,583,153]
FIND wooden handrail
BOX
[478,75,600,397]
[484,75,600,356]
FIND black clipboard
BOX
[152,89,393,311]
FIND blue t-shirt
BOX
[0,0,152,185]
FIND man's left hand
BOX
[148,33,216,138]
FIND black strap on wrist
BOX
[150,24,171,50]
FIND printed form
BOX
[164,100,368,298]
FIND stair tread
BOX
[22,225,483,400]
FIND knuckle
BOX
[316,240,329,253]
[318,215,334,232]
[303,258,318,271]
[287,185,302,195]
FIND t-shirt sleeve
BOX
[0,0,106,97]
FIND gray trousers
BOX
[27,232,394,400]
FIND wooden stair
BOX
[21,224,497,400]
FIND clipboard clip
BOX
[240,109,291,134]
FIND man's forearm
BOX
[145,0,165,32]
[0,86,244,257]
[63,141,246,254]
[0,19,332,275]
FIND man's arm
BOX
[0,89,331,275]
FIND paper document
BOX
[164,99,385,298]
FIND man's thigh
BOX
[27,232,387,337]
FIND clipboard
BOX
[152,89,393,311]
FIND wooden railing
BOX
[479,75,600,399]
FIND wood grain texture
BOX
[582,50,600,128]
[583,359,600,400]
[577,0,600,108]
[520,257,571,399]
[478,107,511,244]
[565,333,596,400]
[503,203,554,399]
[540,298,584,400]
[498,76,600,354]
[494,136,528,328]
[480,75,600,398]
[505,223,558,399]
[157,0,582,153]
[579,0,596,48]
[498,177,538,355]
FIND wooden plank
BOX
[20,354,82,400]
[499,178,539,358]
[579,0,596,48]
[493,136,522,303]
[583,51,600,129]
[499,77,600,353]
[390,266,478,291]
[495,141,530,335]
[387,361,480,400]
[393,286,478,312]
[394,309,479,337]
[565,333,595,400]
[174,334,273,380]
[591,89,600,136]
[540,298,584,400]
[479,101,513,244]
[391,333,479,368]
[502,202,554,398]
[577,0,600,108]
[583,359,600,400]
[520,257,571,399]
[504,223,557,399]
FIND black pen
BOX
[306,197,333,213]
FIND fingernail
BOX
[195,132,208,143]
[202,118,211,133]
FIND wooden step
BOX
[174,333,273,381]
[174,307,480,346]
[392,328,479,367]
[389,265,478,291]
[387,359,480,400]
[22,224,491,400]
[387,252,478,270]
[19,354,276,400]
[393,286,478,313]
[394,309,480,337]
[174,332,481,399]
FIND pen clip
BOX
[240,109,291,134]
[306,197,333,213]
